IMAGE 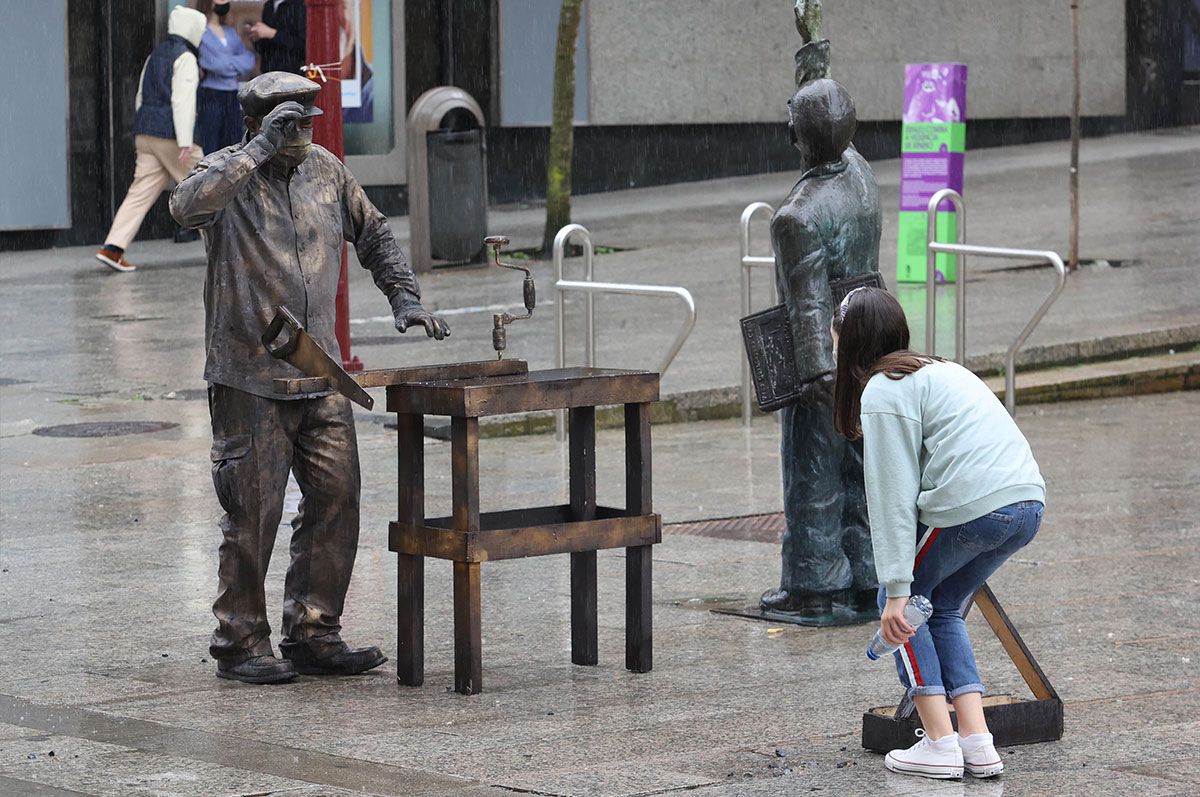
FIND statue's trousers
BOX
[779,387,876,595]
[207,383,361,662]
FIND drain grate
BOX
[665,512,784,544]
[33,421,179,438]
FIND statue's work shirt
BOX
[170,135,420,399]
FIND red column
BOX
[306,0,362,371]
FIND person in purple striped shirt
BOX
[196,0,257,155]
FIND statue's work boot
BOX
[759,587,833,618]
[281,640,388,676]
[216,654,297,684]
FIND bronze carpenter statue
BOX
[758,65,884,619]
[171,72,449,684]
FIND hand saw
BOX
[261,305,374,410]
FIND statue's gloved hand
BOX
[390,294,450,340]
[261,101,306,149]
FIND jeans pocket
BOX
[956,509,1016,552]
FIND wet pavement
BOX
[1,129,1199,795]
[1,376,1198,796]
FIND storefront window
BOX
[342,0,394,156]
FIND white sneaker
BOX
[884,729,964,779]
[960,733,1004,778]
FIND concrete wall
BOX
[588,0,1126,124]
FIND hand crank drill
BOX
[484,235,535,359]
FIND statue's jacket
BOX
[772,148,881,384]
[170,136,422,399]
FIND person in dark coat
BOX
[249,0,306,75]
[170,72,450,685]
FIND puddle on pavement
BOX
[32,421,180,438]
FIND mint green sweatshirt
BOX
[860,360,1045,598]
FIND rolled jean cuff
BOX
[949,683,985,699]
[907,685,947,698]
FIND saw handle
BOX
[262,305,303,359]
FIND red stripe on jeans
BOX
[914,527,941,570]
[903,641,924,686]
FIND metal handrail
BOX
[554,224,697,440]
[925,188,967,361]
[553,224,595,368]
[924,189,1068,415]
[740,202,776,426]
[928,241,1067,416]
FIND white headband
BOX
[838,286,869,322]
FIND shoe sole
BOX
[216,669,297,685]
[884,757,963,779]
[96,252,134,272]
[965,761,1004,778]
[290,654,388,676]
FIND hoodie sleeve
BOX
[171,52,200,149]
[861,392,924,598]
[134,58,149,113]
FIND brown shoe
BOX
[96,246,135,272]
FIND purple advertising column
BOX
[896,63,967,283]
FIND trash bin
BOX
[427,128,487,262]
[406,86,489,272]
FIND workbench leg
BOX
[571,552,598,665]
[396,412,425,687]
[569,407,598,665]
[397,554,424,686]
[453,561,482,695]
[625,402,653,673]
[626,546,653,672]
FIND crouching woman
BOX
[832,287,1045,780]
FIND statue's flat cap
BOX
[238,72,325,118]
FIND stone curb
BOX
[421,327,1200,439]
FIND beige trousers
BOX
[104,135,202,249]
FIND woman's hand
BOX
[880,596,916,646]
[248,22,276,42]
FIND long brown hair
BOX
[832,287,942,440]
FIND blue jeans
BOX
[878,500,1044,699]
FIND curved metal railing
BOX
[925,189,1068,415]
[925,188,967,362]
[739,202,777,426]
[553,224,697,439]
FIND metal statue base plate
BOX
[709,602,878,627]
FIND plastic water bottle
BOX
[866,595,934,660]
